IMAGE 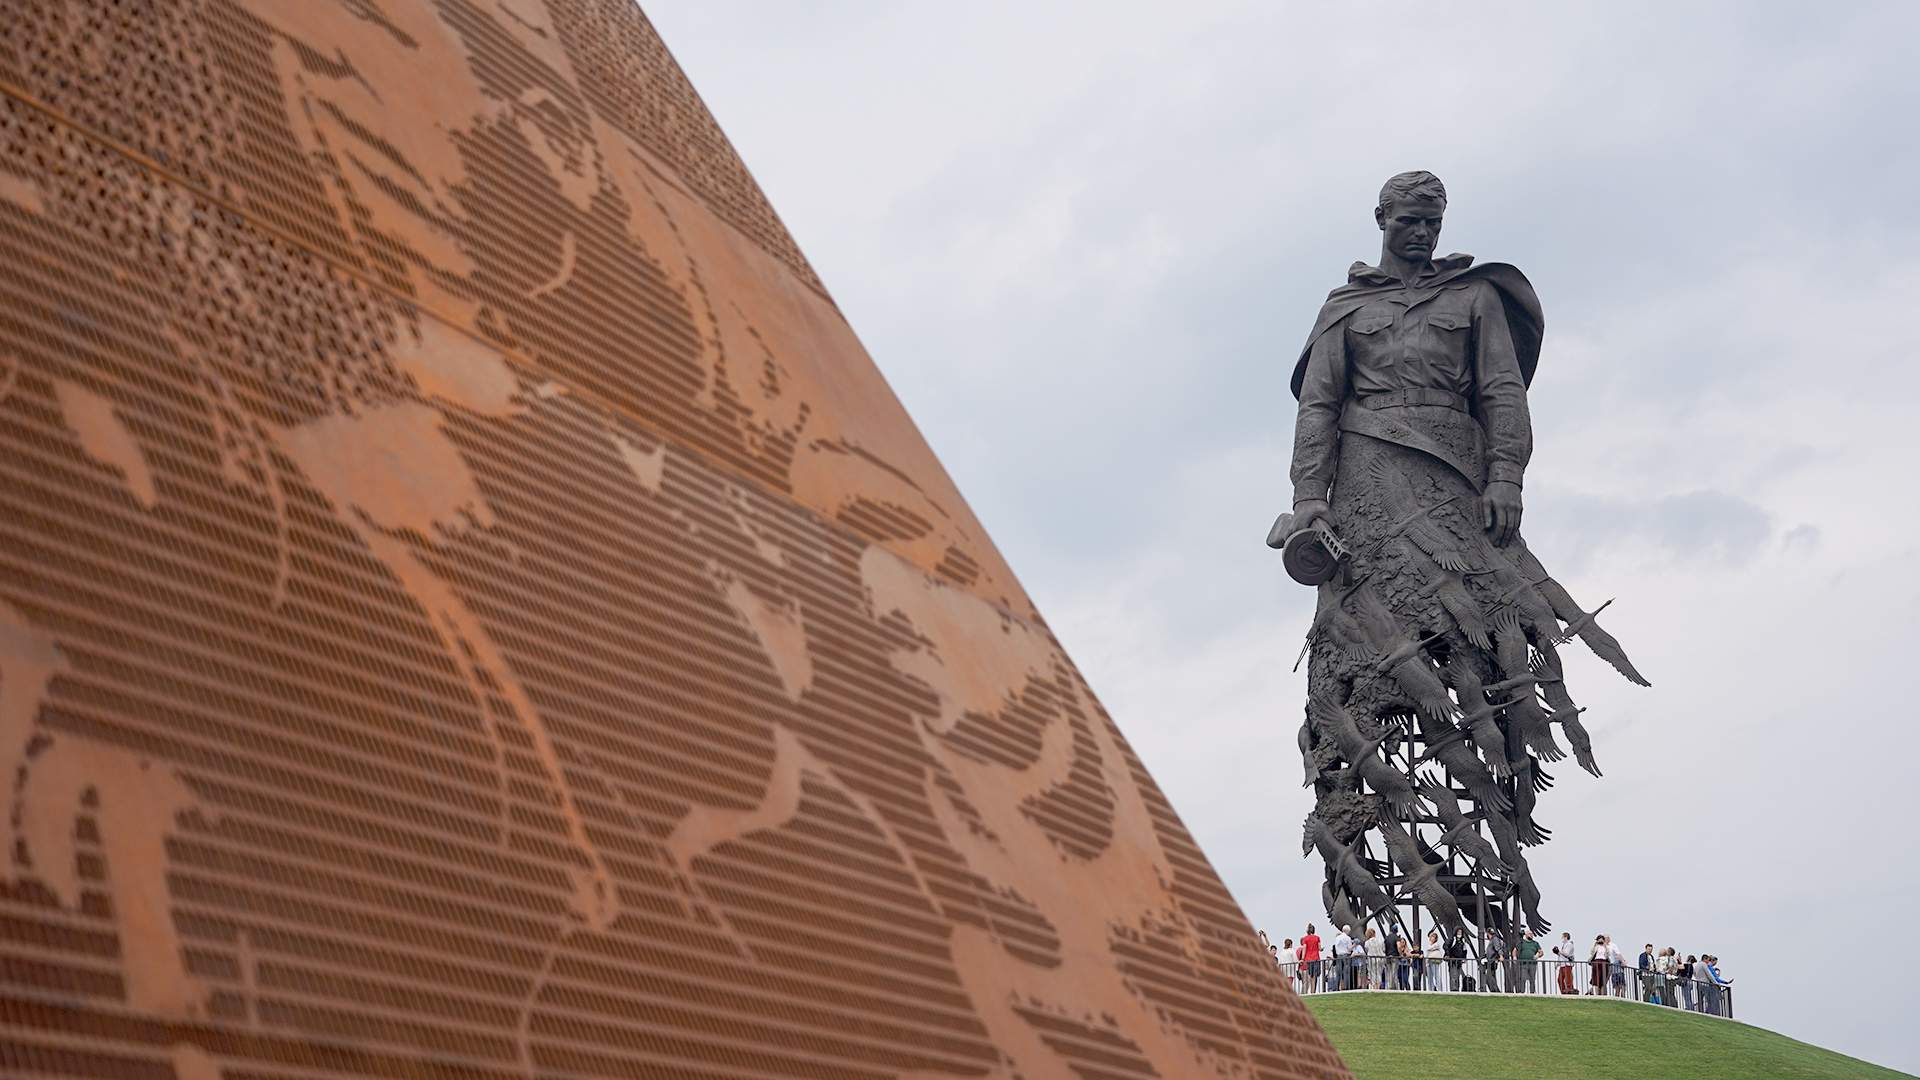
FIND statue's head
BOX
[1374,170,1447,262]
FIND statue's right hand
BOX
[1292,499,1331,532]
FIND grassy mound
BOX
[1304,993,1913,1079]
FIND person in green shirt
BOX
[1516,932,1543,993]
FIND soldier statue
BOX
[1281,171,1648,952]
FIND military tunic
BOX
[1290,261,1533,507]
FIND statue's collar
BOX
[1347,252,1476,287]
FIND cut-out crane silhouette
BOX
[1377,813,1467,937]
[1346,583,1460,722]
[1417,778,1509,875]
[1304,814,1393,919]
[1407,541,1492,649]
[1311,693,1423,816]
[1368,456,1471,572]
[1511,547,1651,686]
[1418,711,1511,815]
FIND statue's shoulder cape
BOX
[1288,255,1544,400]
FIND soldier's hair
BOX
[1377,170,1447,210]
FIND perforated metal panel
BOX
[0,3,1346,1078]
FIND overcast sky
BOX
[648,2,1920,1071]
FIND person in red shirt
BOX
[1300,924,1323,994]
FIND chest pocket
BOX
[1427,311,1470,333]
[1349,314,1394,336]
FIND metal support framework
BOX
[1337,720,1517,970]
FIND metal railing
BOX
[1269,955,1734,1018]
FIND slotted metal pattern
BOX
[0,3,1345,1078]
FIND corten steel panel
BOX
[0,3,1347,1078]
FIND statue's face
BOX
[1376,196,1445,262]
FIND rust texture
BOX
[0,3,1346,1078]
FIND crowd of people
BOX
[1261,924,1735,1017]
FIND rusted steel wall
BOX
[0,3,1345,1078]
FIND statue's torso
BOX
[1342,280,1482,399]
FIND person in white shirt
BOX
[1607,937,1627,998]
[1425,930,1445,991]
[1552,932,1576,994]
[1332,927,1355,991]
[1655,947,1679,1007]
[1588,935,1609,994]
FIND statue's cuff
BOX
[1292,483,1328,506]
[1487,464,1525,489]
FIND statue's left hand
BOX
[1483,481,1523,547]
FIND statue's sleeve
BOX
[1472,283,1533,488]
[1289,319,1347,505]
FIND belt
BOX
[1356,387,1470,413]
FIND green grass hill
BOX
[1305,993,1914,1080]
